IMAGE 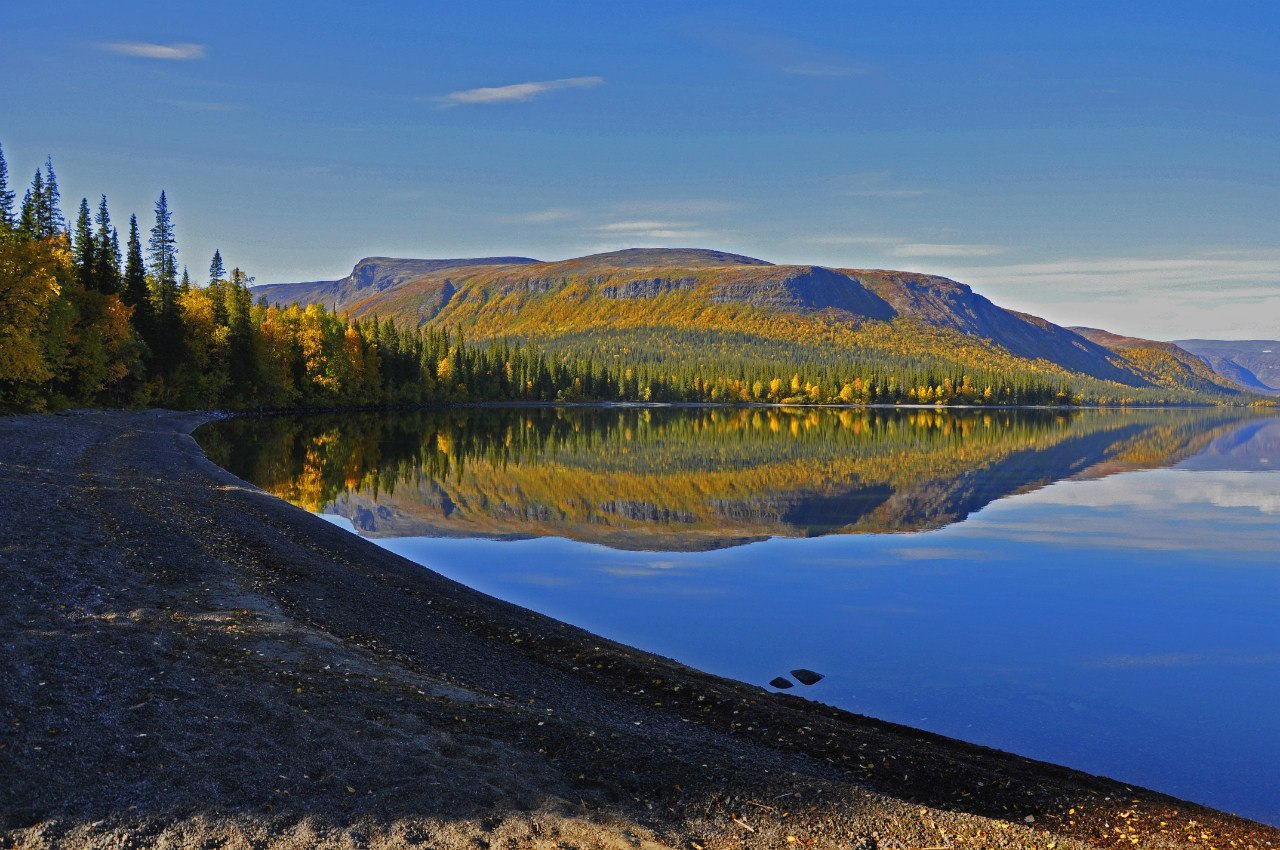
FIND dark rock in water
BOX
[790,668,824,686]
[769,677,793,689]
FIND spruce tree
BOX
[93,196,121,294]
[147,191,178,309]
[180,265,191,293]
[226,267,258,391]
[0,142,14,230]
[122,214,149,312]
[18,170,43,237]
[73,198,96,290]
[147,191,183,374]
[40,158,64,236]
[208,248,225,284]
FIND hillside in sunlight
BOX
[255,248,1255,405]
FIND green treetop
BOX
[73,198,96,290]
[0,142,14,230]
[94,196,121,294]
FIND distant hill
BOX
[1174,339,1280,395]
[254,255,538,311]
[253,247,1255,403]
[1069,327,1246,396]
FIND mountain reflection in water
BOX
[200,406,1259,551]
[197,408,1280,823]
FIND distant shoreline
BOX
[211,398,1271,420]
[2,410,1276,848]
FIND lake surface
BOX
[197,406,1280,824]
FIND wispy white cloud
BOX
[705,29,868,77]
[954,251,1280,293]
[613,199,737,215]
[101,41,206,60]
[846,187,931,198]
[890,243,1006,258]
[801,234,902,246]
[834,171,930,199]
[504,208,579,224]
[594,220,712,240]
[597,220,688,233]
[435,76,604,107]
[928,249,1280,339]
[800,236,1003,257]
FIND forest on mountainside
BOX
[1,145,1271,413]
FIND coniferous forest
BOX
[0,146,1264,413]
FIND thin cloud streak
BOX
[801,234,903,246]
[505,208,579,224]
[436,76,604,106]
[594,220,712,240]
[101,41,206,60]
[890,243,1005,258]
[846,188,931,198]
[953,252,1280,295]
[704,28,869,77]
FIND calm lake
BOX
[197,406,1280,824]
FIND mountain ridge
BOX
[254,255,539,310]
[251,248,1255,402]
[1174,339,1280,395]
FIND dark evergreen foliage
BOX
[17,169,42,238]
[0,142,14,230]
[73,198,96,290]
[209,249,224,285]
[93,196,121,294]
[40,158,64,236]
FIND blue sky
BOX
[3,1,1278,338]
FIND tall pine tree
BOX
[18,170,43,238]
[208,248,225,284]
[147,191,183,375]
[147,191,178,306]
[73,198,96,290]
[0,142,14,230]
[226,267,258,392]
[93,196,121,294]
[40,158,64,236]
[122,214,152,337]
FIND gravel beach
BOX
[2,410,1275,850]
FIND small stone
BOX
[769,677,794,689]
[790,668,824,686]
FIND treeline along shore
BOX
[4,145,1277,414]
[2,409,1278,849]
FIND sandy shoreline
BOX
[1,410,1275,849]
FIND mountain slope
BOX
[1069,327,1246,395]
[255,255,539,310]
[254,248,1248,402]
[1174,339,1280,394]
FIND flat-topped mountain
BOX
[253,248,1254,402]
